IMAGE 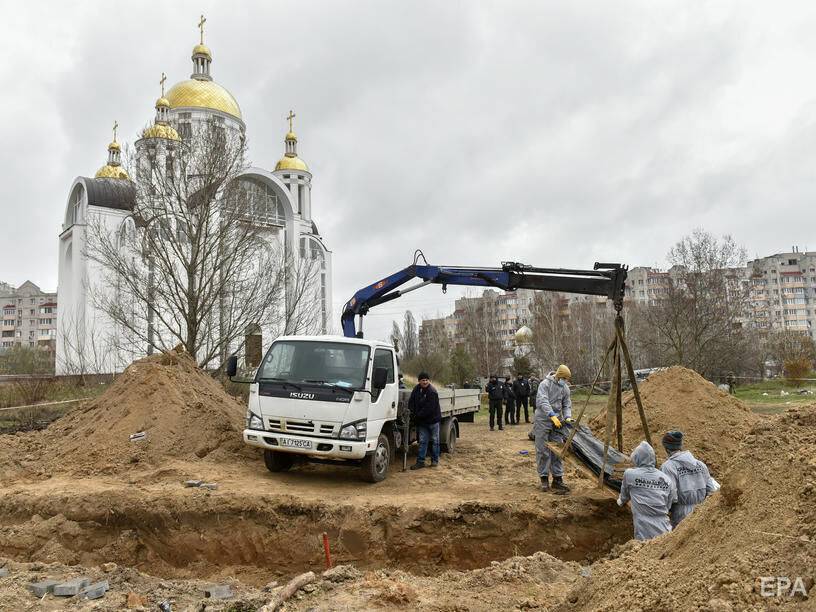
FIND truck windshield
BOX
[257,341,371,389]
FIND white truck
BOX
[231,335,480,482]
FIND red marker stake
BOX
[322,532,332,569]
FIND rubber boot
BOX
[540,477,549,492]
[552,475,570,494]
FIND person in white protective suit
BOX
[534,364,573,493]
[659,430,720,528]
[618,441,676,541]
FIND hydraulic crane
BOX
[340,251,628,339]
[340,251,653,488]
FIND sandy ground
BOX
[0,420,629,610]
[3,356,811,611]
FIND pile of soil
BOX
[562,404,816,610]
[0,347,249,478]
[293,552,582,610]
[590,366,758,473]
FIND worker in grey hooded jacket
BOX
[534,364,572,493]
[659,430,720,528]
[617,441,676,541]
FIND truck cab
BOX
[242,335,400,481]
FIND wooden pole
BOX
[599,340,618,487]
[615,335,623,452]
[615,317,652,447]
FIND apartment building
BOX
[419,288,537,354]
[624,266,675,305]
[746,248,816,338]
[0,281,58,352]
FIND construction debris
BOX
[204,584,233,599]
[53,576,90,596]
[79,579,109,600]
[26,579,59,597]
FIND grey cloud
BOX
[2,2,816,343]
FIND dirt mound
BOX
[562,404,816,610]
[0,348,249,477]
[590,366,758,473]
[292,552,582,610]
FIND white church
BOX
[56,19,332,374]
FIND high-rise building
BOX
[0,281,57,352]
[746,248,816,338]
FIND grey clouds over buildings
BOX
[2,2,816,341]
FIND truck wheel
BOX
[442,419,457,454]
[263,450,294,472]
[361,434,390,483]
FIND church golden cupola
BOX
[191,14,212,81]
[95,121,130,180]
[275,110,309,172]
[164,15,243,120]
[142,73,181,141]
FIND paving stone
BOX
[204,584,233,599]
[79,580,109,600]
[26,580,60,597]
[53,577,90,596]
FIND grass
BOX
[0,379,112,433]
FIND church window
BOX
[179,123,192,140]
[233,178,285,226]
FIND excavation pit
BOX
[0,486,630,585]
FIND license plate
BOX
[280,437,312,449]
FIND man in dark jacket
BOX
[485,375,504,431]
[504,376,516,425]
[513,374,531,424]
[408,372,442,469]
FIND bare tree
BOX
[767,330,816,384]
[643,229,749,377]
[529,292,568,372]
[457,292,503,376]
[85,119,293,368]
[57,310,119,381]
[402,310,419,359]
[280,247,325,337]
[389,320,404,353]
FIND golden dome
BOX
[285,131,297,141]
[192,43,212,59]
[275,155,309,172]
[108,141,121,152]
[156,96,170,108]
[514,325,533,344]
[165,78,241,119]
[142,123,181,141]
[95,164,129,180]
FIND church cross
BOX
[198,14,206,44]
[160,72,167,97]
[287,110,296,132]
[112,120,118,143]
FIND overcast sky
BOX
[2,1,816,341]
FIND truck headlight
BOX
[247,412,264,430]
[339,420,367,440]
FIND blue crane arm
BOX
[341,260,627,338]
[340,265,511,338]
